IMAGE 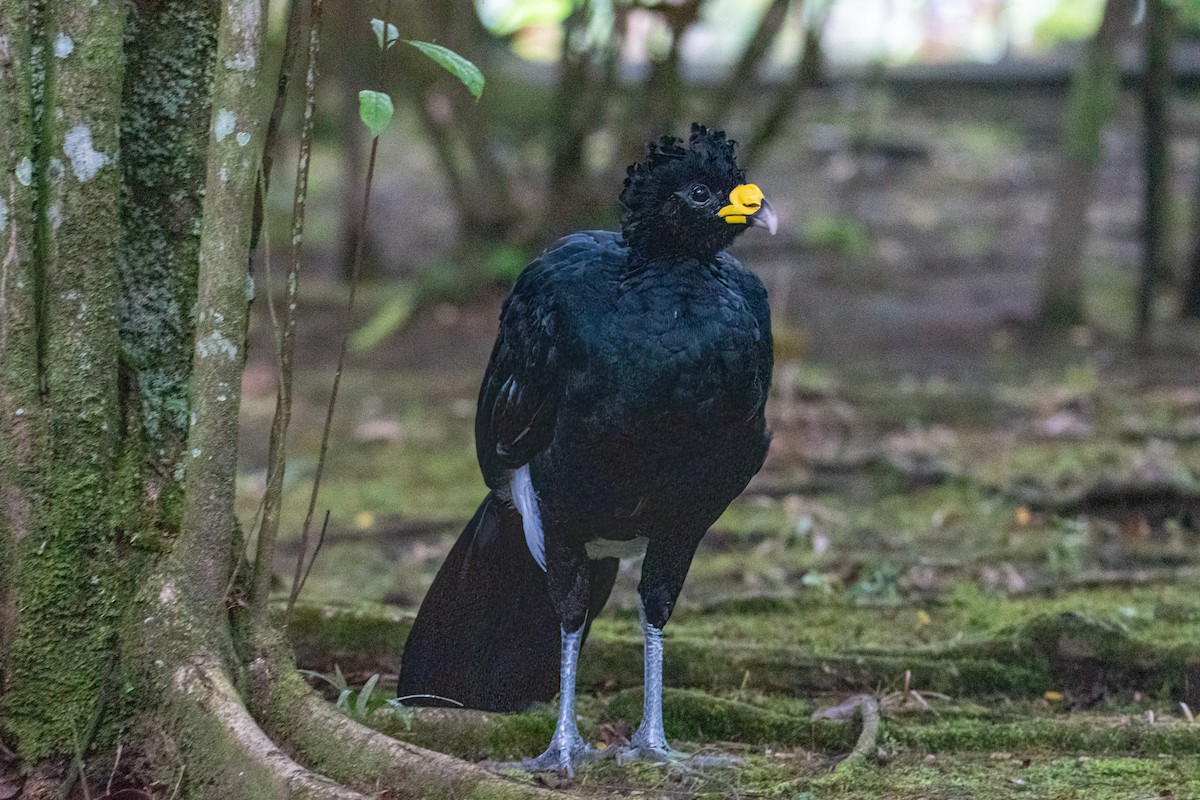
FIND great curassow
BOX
[398,124,778,774]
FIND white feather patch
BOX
[585,536,648,560]
[511,464,546,571]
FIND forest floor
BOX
[238,302,1200,799]
[236,88,1200,798]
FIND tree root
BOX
[834,696,881,771]
[246,634,566,799]
[175,658,370,799]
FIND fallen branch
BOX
[835,696,881,771]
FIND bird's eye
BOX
[689,185,711,204]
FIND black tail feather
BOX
[398,492,616,712]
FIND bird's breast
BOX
[576,293,764,421]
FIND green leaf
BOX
[385,698,416,731]
[351,284,417,353]
[358,90,394,138]
[371,18,399,49]
[298,669,340,691]
[405,40,484,98]
[356,674,380,718]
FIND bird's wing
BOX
[475,231,625,487]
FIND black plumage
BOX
[399,124,776,771]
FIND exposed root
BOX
[175,659,369,800]
[817,695,881,772]
[246,635,566,799]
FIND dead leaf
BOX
[598,720,630,748]
[0,777,21,800]
[1119,516,1152,541]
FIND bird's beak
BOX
[718,184,778,235]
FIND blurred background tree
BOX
[271,0,1200,346]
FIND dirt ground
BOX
[241,86,1200,798]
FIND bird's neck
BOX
[625,236,723,267]
[622,220,731,265]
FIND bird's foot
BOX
[613,725,684,764]
[509,733,597,777]
[616,730,741,768]
[615,742,688,764]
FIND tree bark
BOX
[2,0,129,760]
[1038,0,1127,329]
[0,0,43,701]
[1181,167,1200,318]
[0,2,567,796]
[1137,0,1173,342]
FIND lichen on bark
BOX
[1,0,130,760]
[174,0,265,628]
[118,0,218,487]
[0,0,43,696]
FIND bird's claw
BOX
[615,741,742,768]
[616,743,688,764]
[518,734,597,776]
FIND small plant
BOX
[847,561,902,606]
[1046,518,1088,578]
[301,666,412,728]
[301,665,465,731]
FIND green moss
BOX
[376,706,557,761]
[118,0,216,459]
[607,688,853,751]
[807,754,1200,800]
[288,605,412,676]
[1,0,134,760]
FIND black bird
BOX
[399,124,777,773]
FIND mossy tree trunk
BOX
[1137,0,1173,342]
[0,3,560,798]
[1037,0,1128,330]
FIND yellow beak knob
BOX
[718,184,765,225]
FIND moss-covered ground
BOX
[213,75,1200,799]
[233,305,1200,799]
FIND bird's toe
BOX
[616,743,687,764]
[519,736,596,776]
[616,744,741,768]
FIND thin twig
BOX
[59,723,91,800]
[255,0,323,625]
[168,764,186,800]
[292,510,330,607]
[251,0,306,252]
[105,741,122,795]
[287,0,391,617]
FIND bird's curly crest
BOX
[619,124,748,257]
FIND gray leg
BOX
[523,626,591,775]
[626,607,686,760]
[620,606,740,767]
